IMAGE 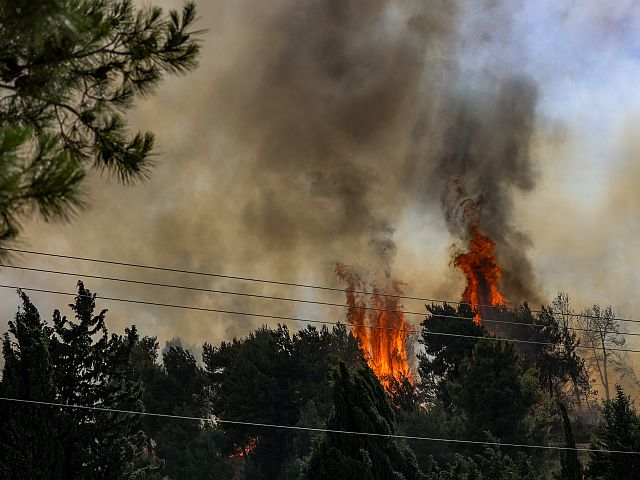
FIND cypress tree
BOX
[0,292,62,479]
[0,283,159,479]
[304,362,424,480]
[447,340,540,443]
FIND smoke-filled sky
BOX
[1,0,639,351]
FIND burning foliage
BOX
[453,224,506,324]
[230,436,257,458]
[335,263,413,389]
[429,76,540,306]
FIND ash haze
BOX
[1,0,639,355]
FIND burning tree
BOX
[335,264,414,391]
[453,224,506,324]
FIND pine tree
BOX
[514,298,590,401]
[0,0,201,251]
[203,324,361,479]
[417,303,486,404]
[128,339,233,479]
[303,363,424,480]
[204,325,299,478]
[0,125,85,247]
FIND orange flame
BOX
[335,264,412,390]
[230,437,257,458]
[453,224,506,324]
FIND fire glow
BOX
[453,224,506,324]
[230,437,257,458]
[336,264,412,390]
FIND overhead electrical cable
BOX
[0,246,635,324]
[0,283,638,353]
[0,396,638,455]
[2,263,639,338]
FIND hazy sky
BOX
[1,0,639,353]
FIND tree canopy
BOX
[586,386,640,479]
[1,285,638,479]
[304,362,424,480]
[0,283,158,479]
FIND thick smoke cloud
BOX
[411,75,542,303]
[225,0,543,305]
[220,0,444,273]
[402,0,543,304]
[0,0,549,346]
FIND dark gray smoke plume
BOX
[224,0,433,273]
[0,0,545,345]
[408,74,542,303]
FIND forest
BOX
[1,0,640,479]
[1,283,640,479]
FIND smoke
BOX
[420,75,542,304]
[216,0,437,274]
[0,0,550,346]
[400,0,543,304]
[216,0,544,304]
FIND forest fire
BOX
[335,264,413,390]
[230,437,257,458]
[453,224,506,324]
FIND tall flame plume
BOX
[335,263,412,390]
[453,224,506,324]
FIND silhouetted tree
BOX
[303,362,424,480]
[481,298,589,403]
[0,290,60,479]
[422,445,536,480]
[417,303,486,404]
[555,401,583,480]
[0,283,158,479]
[203,324,361,479]
[586,386,640,479]
[577,306,629,402]
[532,303,589,401]
[447,339,540,443]
[128,336,232,479]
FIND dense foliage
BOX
[586,386,640,479]
[0,283,158,479]
[1,3,636,479]
[1,287,639,479]
[304,363,423,480]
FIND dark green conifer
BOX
[0,283,159,479]
[0,292,61,479]
[447,339,540,443]
[304,363,424,480]
[586,386,640,479]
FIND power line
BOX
[3,263,640,339]
[0,396,637,455]
[1,283,639,353]
[1,246,635,324]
